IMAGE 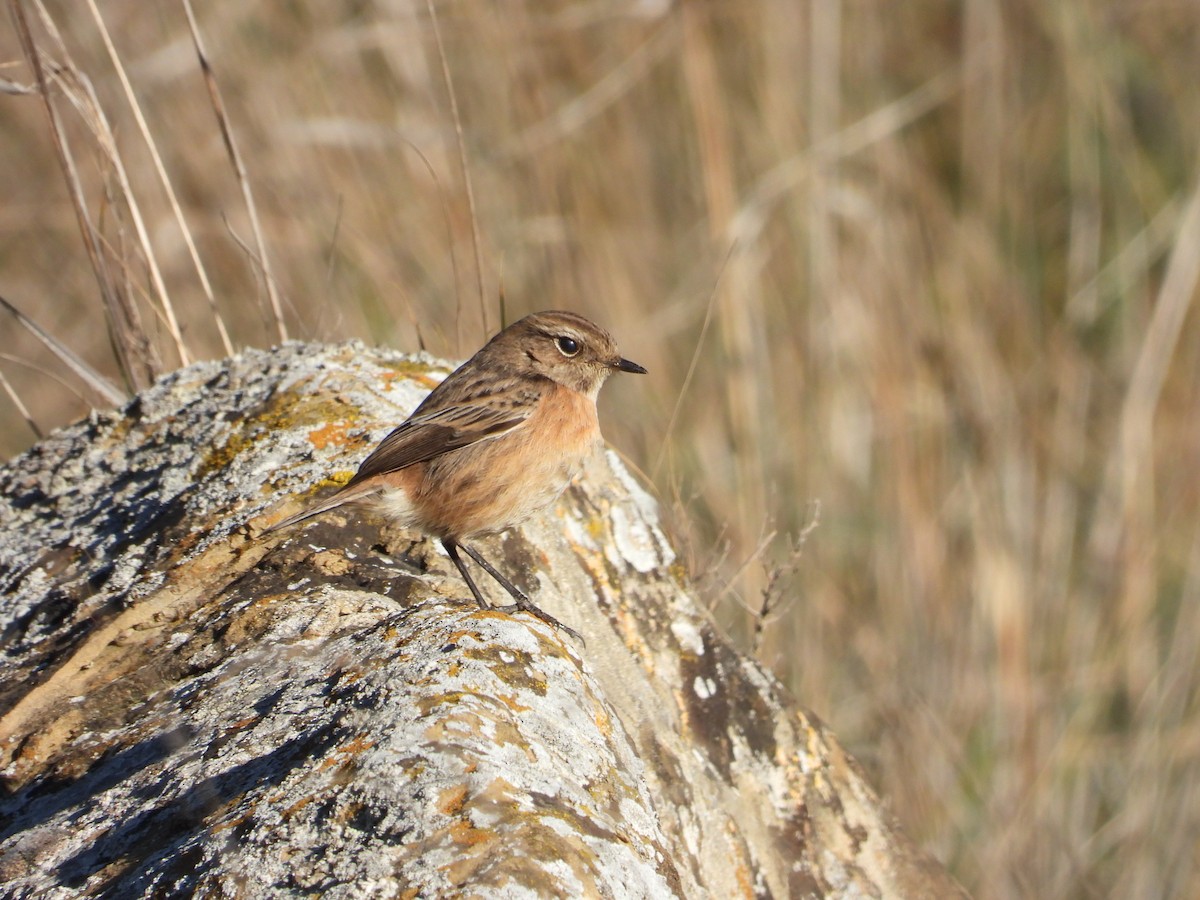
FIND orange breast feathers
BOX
[532,381,602,459]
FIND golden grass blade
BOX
[392,133,464,354]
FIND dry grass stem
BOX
[182,0,286,345]
[653,239,733,481]
[84,0,232,357]
[0,295,124,406]
[11,0,152,389]
[425,0,486,350]
[0,366,42,439]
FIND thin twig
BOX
[182,0,288,345]
[707,528,778,613]
[85,0,233,357]
[751,503,820,659]
[220,211,274,312]
[425,0,487,348]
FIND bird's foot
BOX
[495,598,584,644]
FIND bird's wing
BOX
[347,402,529,485]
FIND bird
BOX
[268,310,646,640]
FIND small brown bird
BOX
[269,310,646,640]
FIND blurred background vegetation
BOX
[3,1,1199,896]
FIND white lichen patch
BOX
[669,618,706,656]
[607,504,661,574]
[604,451,675,571]
[561,507,601,552]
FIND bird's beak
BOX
[613,357,647,375]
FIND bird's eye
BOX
[555,336,580,357]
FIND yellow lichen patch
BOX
[463,644,547,695]
[379,368,443,393]
[586,516,607,541]
[307,421,353,450]
[376,356,447,381]
[497,693,532,714]
[416,692,470,718]
[448,818,496,849]
[439,835,497,886]
[281,794,317,821]
[197,386,366,480]
[210,809,255,833]
[335,666,367,686]
[491,720,536,760]
[438,783,470,816]
[668,561,689,586]
[326,469,356,486]
[726,821,757,898]
[319,734,376,771]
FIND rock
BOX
[0,342,965,898]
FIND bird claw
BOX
[495,599,584,644]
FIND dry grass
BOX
[3,1,1199,896]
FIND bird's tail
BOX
[264,481,378,534]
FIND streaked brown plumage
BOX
[268,310,646,639]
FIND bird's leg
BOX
[458,542,583,643]
[442,539,490,610]
[457,543,529,602]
